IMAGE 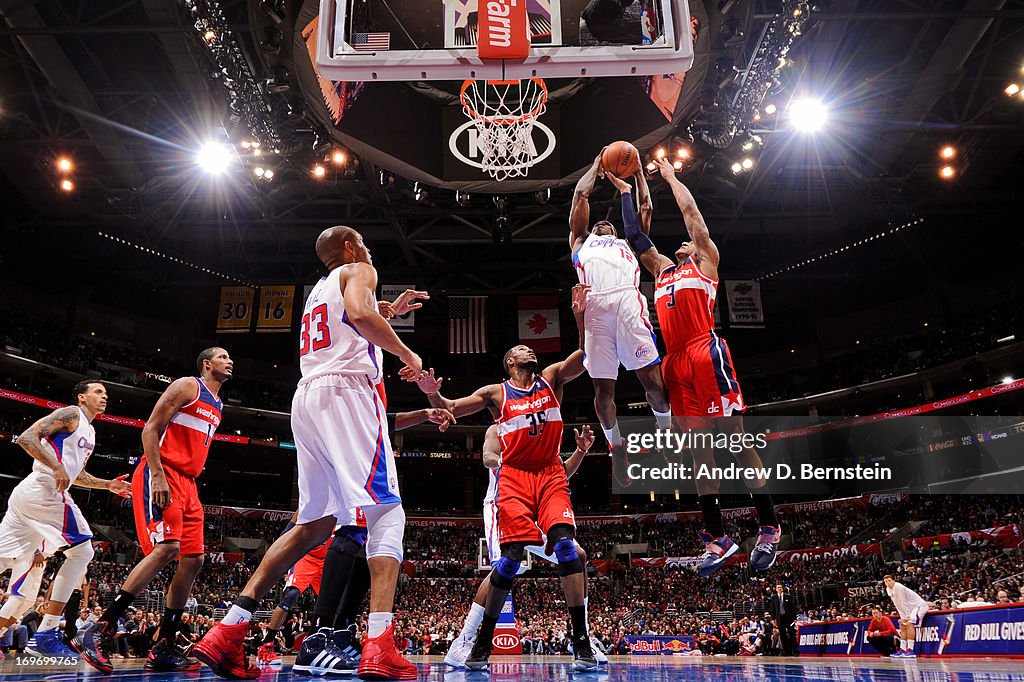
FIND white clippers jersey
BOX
[573,231,641,292]
[31,407,96,482]
[299,266,384,382]
[887,582,930,618]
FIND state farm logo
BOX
[493,633,519,649]
[449,121,556,172]
[635,344,655,359]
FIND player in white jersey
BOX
[0,547,47,654]
[445,424,608,668]
[570,154,671,485]
[0,381,130,657]
[884,574,930,658]
[195,225,425,681]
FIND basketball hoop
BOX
[460,78,548,181]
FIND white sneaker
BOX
[590,636,608,665]
[444,633,476,668]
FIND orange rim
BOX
[460,77,548,126]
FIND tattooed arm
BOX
[73,470,131,497]
[17,406,80,492]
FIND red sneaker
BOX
[193,622,261,680]
[357,625,417,681]
[256,642,281,667]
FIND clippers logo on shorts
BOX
[496,377,563,471]
[655,257,718,351]
[635,343,655,359]
[157,377,222,477]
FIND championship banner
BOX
[799,605,1024,657]
[723,279,764,327]
[256,285,296,333]
[380,284,417,333]
[625,635,699,655]
[517,296,560,353]
[216,286,255,333]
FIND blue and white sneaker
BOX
[749,525,782,571]
[590,636,609,666]
[890,649,906,658]
[444,633,475,668]
[698,531,739,577]
[26,628,80,658]
[901,649,916,658]
[293,626,358,676]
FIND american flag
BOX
[449,296,488,354]
[351,32,390,51]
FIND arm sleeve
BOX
[622,193,655,253]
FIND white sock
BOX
[602,424,622,448]
[221,604,252,626]
[460,603,485,639]
[906,640,914,650]
[38,614,61,632]
[652,409,672,430]
[368,612,393,639]
[584,596,589,625]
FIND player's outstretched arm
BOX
[606,172,672,277]
[16,406,80,492]
[563,425,594,479]
[655,158,720,273]
[569,152,604,250]
[415,370,499,418]
[482,424,501,470]
[73,471,131,497]
[392,408,456,432]
[340,262,422,379]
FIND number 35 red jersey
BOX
[158,377,223,477]
[496,377,563,471]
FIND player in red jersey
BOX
[74,348,233,673]
[612,160,782,576]
[414,288,598,671]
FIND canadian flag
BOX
[517,296,560,353]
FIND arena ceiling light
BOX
[788,98,828,133]
[196,142,234,175]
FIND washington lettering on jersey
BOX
[495,377,563,471]
[35,407,96,482]
[655,257,718,350]
[573,232,641,292]
[299,268,384,382]
[158,377,223,478]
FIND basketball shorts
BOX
[495,464,575,546]
[285,542,327,595]
[132,460,204,556]
[583,286,660,380]
[663,332,745,418]
[0,472,92,561]
[484,494,581,567]
[900,605,928,627]
[292,374,400,526]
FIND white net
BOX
[460,78,548,181]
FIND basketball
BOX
[601,141,641,179]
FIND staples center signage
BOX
[443,105,560,180]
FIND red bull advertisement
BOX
[625,635,697,655]
[799,605,1024,657]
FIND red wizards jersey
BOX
[495,376,563,471]
[157,377,223,478]
[655,257,718,351]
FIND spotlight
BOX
[742,158,754,169]
[673,160,683,170]
[788,98,828,133]
[1005,83,1021,97]
[655,148,666,159]
[730,162,743,173]
[60,179,74,192]
[764,103,777,115]
[253,148,262,156]
[940,145,956,159]
[645,161,656,171]
[741,140,754,151]
[332,150,346,165]
[677,147,690,159]
[57,157,73,172]
[312,164,326,178]
[1003,376,1016,385]
[196,142,233,175]
[263,169,274,180]
[203,29,216,42]
[939,165,956,179]
[254,167,265,177]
